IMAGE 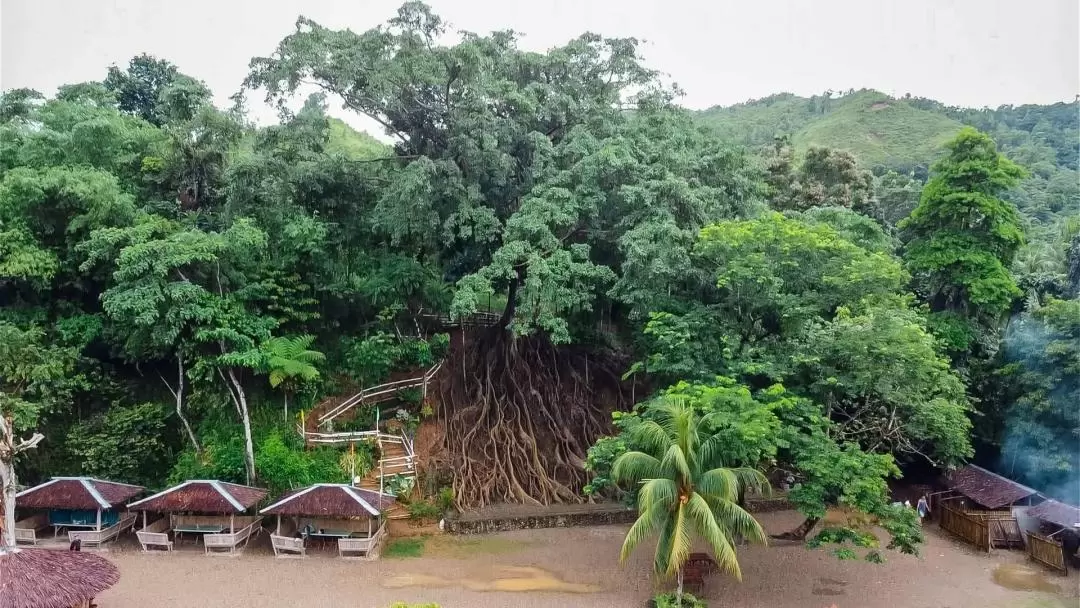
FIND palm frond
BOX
[637,478,679,512]
[662,500,692,577]
[697,467,740,503]
[685,492,741,579]
[660,443,693,484]
[620,505,665,564]
[710,498,768,547]
[629,418,673,458]
[611,451,662,486]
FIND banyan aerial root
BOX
[434,328,635,509]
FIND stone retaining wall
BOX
[445,505,637,535]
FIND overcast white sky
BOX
[2,0,1078,133]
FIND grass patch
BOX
[383,537,428,558]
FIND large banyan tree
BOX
[246,1,764,506]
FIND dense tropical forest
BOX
[2,1,1077,567]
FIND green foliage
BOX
[652,592,707,608]
[405,498,442,523]
[66,402,174,488]
[900,128,1026,327]
[613,397,768,584]
[697,90,962,170]
[253,432,346,496]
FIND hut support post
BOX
[230,513,235,533]
[276,515,281,535]
[96,508,102,531]
[142,511,147,530]
[368,518,372,537]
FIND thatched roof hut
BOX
[261,484,395,518]
[0,547,119,608]
[1028,499,1080,530]
[947,465,1040,509]
[127,480,266,513]
[16,477,143,510]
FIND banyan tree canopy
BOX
[0,548,120,608]
[127,480,267,513]
[260,484,395,517]
[15,477,143,510]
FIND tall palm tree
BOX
[614,398,768,606]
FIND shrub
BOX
[406,498,442,524]
[651,592,707,608]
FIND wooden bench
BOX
[337,524,385,559]
[68,512,137,548]
[270,534,307,558]
[136,518,173,553]
[14,514,48,545]
[204,518,262,556]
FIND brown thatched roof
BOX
[260,484,396,518]
[1028,499,1080,530]
[127,480,267,513]
[16,477,144,510]
[0,548,119,608]
[948,465,1039,509]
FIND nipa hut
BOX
[0,547,119,608]
[14,477,143,547]
[1027,499,1080,564]
[942,464,1041,511]
[260,484,396,559]
[126,480,267,555]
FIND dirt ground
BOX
[92,510,1080,608]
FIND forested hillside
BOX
[2,2,1077,568]
[697,90,1079,234]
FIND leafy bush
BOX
[651,592,707,608]
[67,402,175,488]
[255,432,348,496]
[406,498,442,524]
[436,487,455,512]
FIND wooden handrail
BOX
[318,361,442,425]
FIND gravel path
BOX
[93,511,1079,608]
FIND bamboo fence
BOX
[1027,532,1068,575]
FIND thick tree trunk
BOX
[772,516,821,541]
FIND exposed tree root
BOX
[434,328,633,509]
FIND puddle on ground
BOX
[991,564,1062,594]
[382,565,601,593]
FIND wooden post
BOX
[380,458,385,495]
[96,508,102,532]
[367,517,372,538]
[142,511,147,530]
[230,513,235,534]
[276,515,281,535]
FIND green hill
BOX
[326,117,389,159]
[696,90,1079,236]
[696,89,965,170]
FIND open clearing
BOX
[94,511,1079,607]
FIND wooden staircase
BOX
[355,433,414,520]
